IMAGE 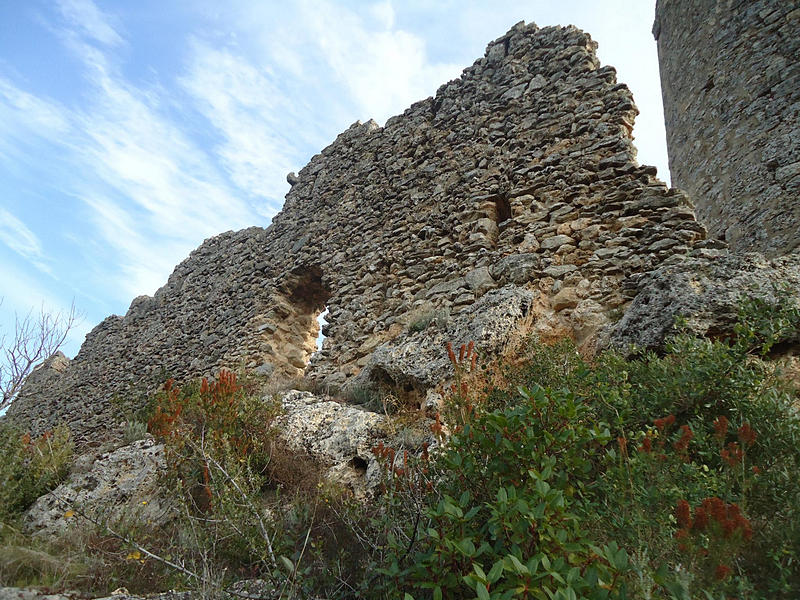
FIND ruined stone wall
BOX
[7,21,707,440]
[654,0,800,257]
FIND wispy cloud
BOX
[297,1,462,122]
[76,50,254,230]
[180,43,310,211]
[0,208,50,274]
[54,0,123,47]
[69,66,258,297]
[1,1,261,302]
[0,78,70,161]
[223,0,463,125]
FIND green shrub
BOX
[344,383,382,407]
[122,419,149,444]
[376,384,627,600]
[365,291,800,599]
[0,423,72,526]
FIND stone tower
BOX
[653,0,800,256]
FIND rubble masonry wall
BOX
[7,22,708,440]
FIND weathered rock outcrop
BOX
[7,21,708,441]
[277,390,392,496]
[22,390,404,536]
[23,437,167,537]
[354,285,536,396]
[609,252,800,352]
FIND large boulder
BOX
[277,390,392,496]
[609,252,800,352]
[352,285,536,396]
[23,437,167,536]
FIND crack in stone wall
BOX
[7,21,709,441]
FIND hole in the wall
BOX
[287,265,329,313]
[348,456,368,476]
[312,307,329,358]
[495,195,512,224]
[368,366,424,412]
[274,265,332,375]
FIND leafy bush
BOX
[363,292,800,599]
[376,385,628,600]
[0,423,72,525]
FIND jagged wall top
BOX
[7,21,707,441]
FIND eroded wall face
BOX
[654,0,800,257]
[7,22,706,441]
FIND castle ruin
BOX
[7,8,798,441]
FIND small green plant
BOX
[406,306,449,333]
[122,420,149,444]
[734,284,800,356]
[0,423,72,526]
[344,383,382,406]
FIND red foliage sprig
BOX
[673,424,694,454]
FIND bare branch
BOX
[0,300,79,412]
[194,436,279,571]
[49,491,277,600]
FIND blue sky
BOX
[0,0,668,358]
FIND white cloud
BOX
[0,208,50,274]
[55,0,123,47]
[180,43,305,207]
[1,12,260,303]
[0,79,71,160]
[225,0,463,126]
[43,1,262,299]
[79,193,174,298]
[296,0,463,123]
[68,54,259,296]
[369,1,396,30]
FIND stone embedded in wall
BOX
[352,285,536,399]
[6,21,707,442]
[654,0,800,257]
